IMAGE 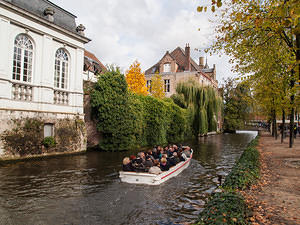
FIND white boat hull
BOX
[119,150,193,185]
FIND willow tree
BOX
[176,80,222,136]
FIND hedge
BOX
[90,69,192,151]
[196,136,260,225]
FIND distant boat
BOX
[119,150,193,185]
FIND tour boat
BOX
[119,150,193,185]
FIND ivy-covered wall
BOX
[0,110,86,157]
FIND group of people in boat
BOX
[122,145,192,175]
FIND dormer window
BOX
[163,63,171,73]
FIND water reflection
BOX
[0,131,257,225]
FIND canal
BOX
[0,131,257,225]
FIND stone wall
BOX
[84,94,102,148]
[0,109,86,157]
[83,81,102,148]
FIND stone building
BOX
[145,44,218,97]
[0,0,91,156]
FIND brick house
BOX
[145,44,218,97]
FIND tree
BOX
[125,60,148,95]
[90,67,139,151]
[222,78,251,133]
[176,80,222,136]
[206,0,299,147]
[150,73,165,98]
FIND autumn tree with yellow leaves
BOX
[150,73,165,99]
[125,61,148,95]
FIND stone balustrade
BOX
[12,83,33,101]
[54,90,69,105]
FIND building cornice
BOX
[0,0,91,44]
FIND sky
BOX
[51,0,235,83]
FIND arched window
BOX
[54,48,69,89]
[12,34,33,82]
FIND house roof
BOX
[145,46,203,74]
[169,47,201,72]
[84,50,106,74]
[4,0,79,34]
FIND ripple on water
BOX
[0,132,257,225]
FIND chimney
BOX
[213,64,216,80]
[199,57,204,69]
[185,43,191,71]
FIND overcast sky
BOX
[51,0,235,83]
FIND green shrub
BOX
[170,93,187,109]
[166,102,186,143]
[90,69,139,151]
[222,137,260,190]
[197,192,250,225]
[137,95,169,146]
[42,136,56,148]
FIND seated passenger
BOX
[160,157,170,171]
[122,157,133,171]
[146,149,155,162]
[145,155,154,169]
[183,146,191,158]
[148,160,162,175]
[178,151,186,162]
[137,152,146,163]
[168,152,180,166]
[167,147,174,157]
[173,145,178,152]
[161,153,168,159]
[152,148,159,159]
[131,154,146,172]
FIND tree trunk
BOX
[273,110,278,140]
[289,69,295,148]
[295,110,297,139]
[281,109,285,143]
[297,33,300,81]
[289,107,295,148]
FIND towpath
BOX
[243,131,300,225]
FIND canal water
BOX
[0,131,257,225]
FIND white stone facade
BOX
[0,0,90,156]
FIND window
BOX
[164,79,170,92]
[12,34,33,82]
[146,80,152,92]
[44,124,54,137]
[54,49,69,89]
[163,63,171,73]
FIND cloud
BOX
[51,0,235,82]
